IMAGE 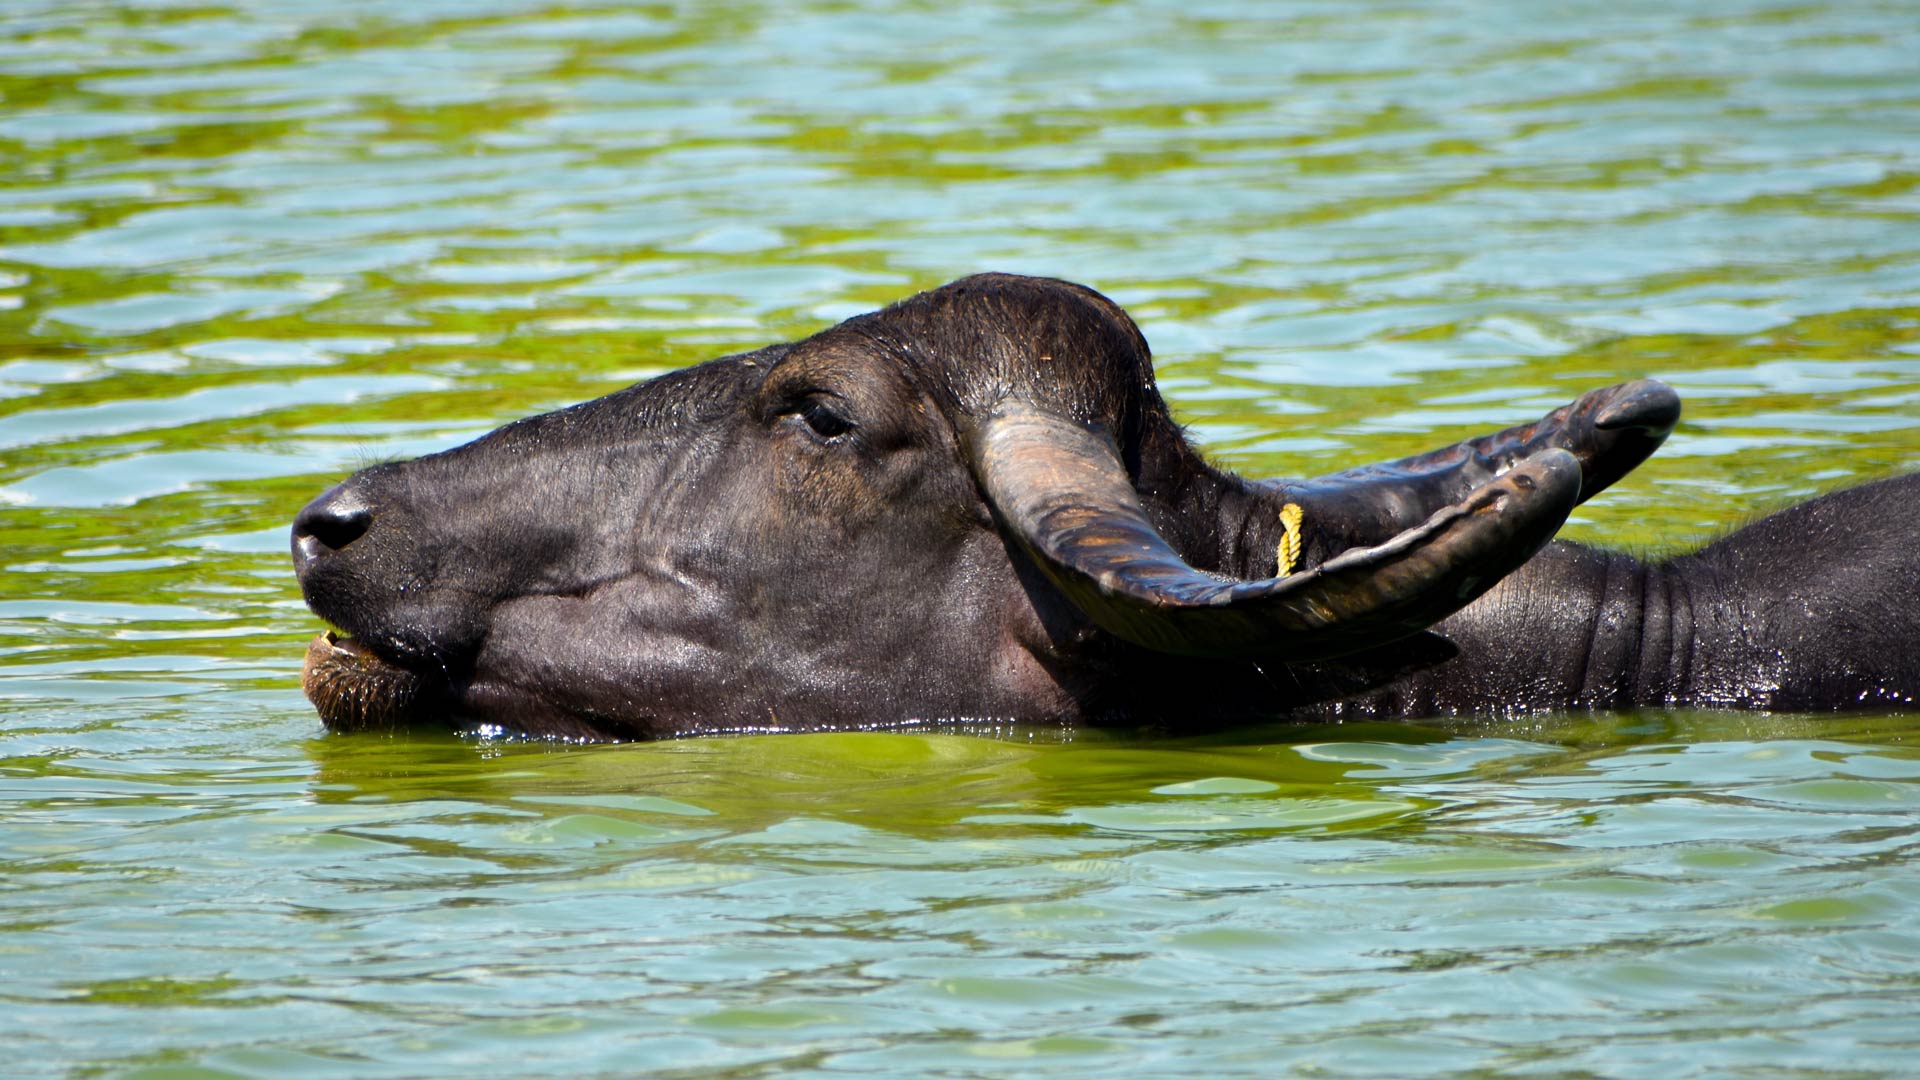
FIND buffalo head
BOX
[293,274,1679,739]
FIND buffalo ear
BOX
[972,403,1580,660]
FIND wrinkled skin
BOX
[293,274,1920,739]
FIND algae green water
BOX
[4,2,1920,1077]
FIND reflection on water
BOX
[2,0,1919,1077]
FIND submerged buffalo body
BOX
[293,275,1919,740]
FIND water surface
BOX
[3,1,1919,1077]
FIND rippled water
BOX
[4,1,1920,1077]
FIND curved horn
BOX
[974,403,1581,659]
[1285,379,1679,548]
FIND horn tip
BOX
[1592,379,1681,437]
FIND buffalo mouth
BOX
[301,632,435,733]
[302,632,641,741]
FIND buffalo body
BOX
[293,275,1920,739]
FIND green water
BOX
[4,1,1920,1076]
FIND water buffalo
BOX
[293,274,1919,740]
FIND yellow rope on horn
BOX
[1277,502,1304,578]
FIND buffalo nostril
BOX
[310,504,371,550]
[295,488,374,552]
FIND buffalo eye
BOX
[788,395,856,441]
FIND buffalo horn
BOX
[973,403,1582,659]
[1290,379,1679,545]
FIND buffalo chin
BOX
[302,632,648,742]
[302,632,432,733]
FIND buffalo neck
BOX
[1171,460,1738,714]
[1405,543,1697,713]
[1289,539,1791,717]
